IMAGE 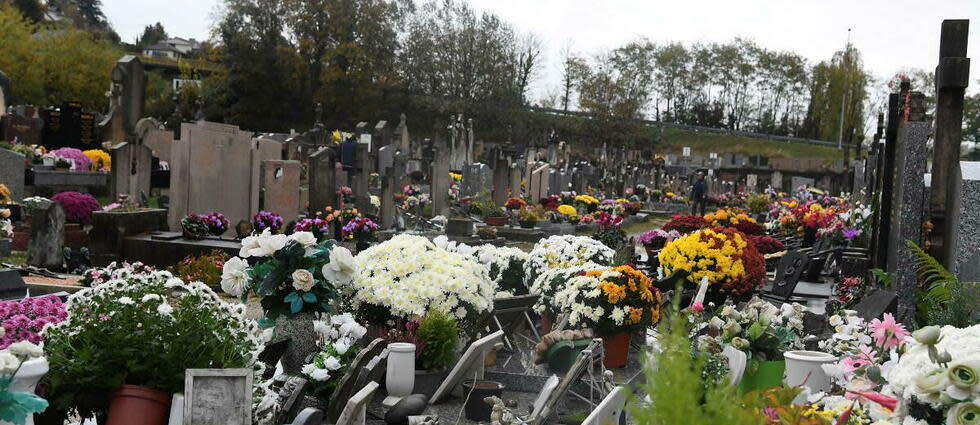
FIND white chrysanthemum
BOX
[343,235,494,323]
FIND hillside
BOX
[653,127,844,160]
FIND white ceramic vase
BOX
[783,350,837,400]
[1,356,49,425]
[385,343,416,399]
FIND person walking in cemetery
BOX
[691,173,707,216]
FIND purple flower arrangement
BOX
[252,210,284,233]
[181,211,229,236]
[342,217,379,241]
[0,295,67,348]
[637,229,681,248]
[50,147,91,171]
[294,218,331,240]
[51,191,101,224]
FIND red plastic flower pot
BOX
[601,332,632,369]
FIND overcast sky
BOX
[104,0,980,101]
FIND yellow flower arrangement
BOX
[703,208,756,227]
[0,184,10,203]
[665,191,676,198]
[557,204,577,216]
[658,227,766,298]
[83,149,111,171]
[574,194,599,205]
[553,265,662,335]
[449,172,463,181]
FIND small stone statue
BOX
[485,396,517,425]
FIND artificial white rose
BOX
[322,356,342,371]
[239,234,262,258]
[289,231,317,247]
[731,337,750,350]
[221,257,251,297]
[292,269,316,292]
[249,229,288,257]
[322,247,356,284]
[310,368,331,381]
[708,316,725,330]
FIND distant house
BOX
[142,37,202,59]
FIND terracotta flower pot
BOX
[539,313,553,335]
[106,385,172,425]
[484,216,508,226]
[601,332,632,369]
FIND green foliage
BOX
[908,241,980,327]
[171,249,228,289]
[592,227,626,250]
[746,194,770,214]
[0,7,120,111]
[630,304,764,425]
[869,268,894,288]
[415,312,459,371]
[135,22,167,47]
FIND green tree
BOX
[802,44,868,145]
[8,0,44,23]
[136,22,168,47]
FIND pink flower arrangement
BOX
[50,147,92,171]
[51,191,102,224]
[595,211,623,229]
[869,313,909,350]
[0,295,67,347]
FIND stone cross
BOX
[928,20,971,266]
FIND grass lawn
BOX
[657,127,842,160]
[0,251,26,267]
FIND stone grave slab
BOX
[261,160,301,221]
[581,386,626,425]
[335,381,379,425]
[26,202,64,271]
[110,142,153,202]
[0,269,26,300]
[951,161,980,281]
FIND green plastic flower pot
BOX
[738,360,785,394]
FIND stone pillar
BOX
[492,155,510,206]
[872,85,906,270]
[109,142,152,202]
[308,147,337,215]
[885,92,930,324]
[353,122,372,212]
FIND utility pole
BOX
[838,28,852,150]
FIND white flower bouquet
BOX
[302,313,368,397]
[343,235,495,330]
[222,229,355,322]
[434,236,528,294]
[524,235,614,311]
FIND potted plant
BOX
[341,235,495,337]
[476,226,497,240]
[171,249,227,290]
[553,265,663,368]
[483,208,508,227]
[524,235,615,333]
[42,270,276,425]
[658,227,766,305]
[0,295,67,425]
[517,206,543,229]
[384,313,459,398]
[694,297,808,394]
[251,211,284,234]
[341,217,379,252]
[221,229,349,375]
[179,214,210,239]
[53,158,71,171]
[533,329,595,374]
[636,229,681,256]
[49,148,90,171]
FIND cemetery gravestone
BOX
[142,126,175,163]
[170,121,266,232]
[308,147,338,214]
[463,163,491,197]
[886,109,930,322]
[790,176,814,190]
[2,107,42,146]
[184,368,252,425]
[110,142,153,202]
[101,56,146,144]
[0,149,26,202]
[27,202,65,270]
[950,161,980,281]
[261,160,301,220]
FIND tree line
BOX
[4,0,969,152]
